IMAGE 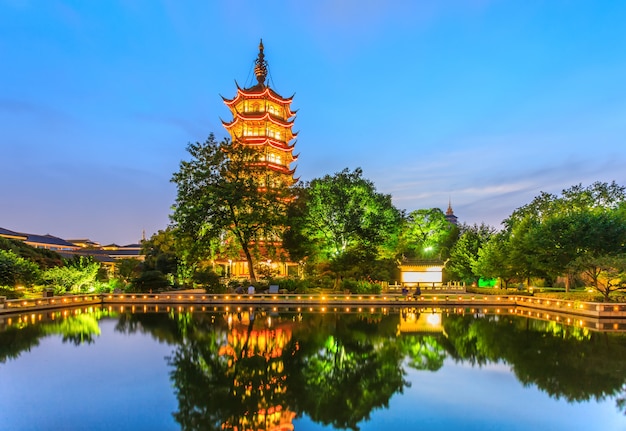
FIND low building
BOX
[0,227,143,267]
[399,259,444,286]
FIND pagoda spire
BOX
[254,39,268,86]
[445,198,459,226]
[446,198,453,215]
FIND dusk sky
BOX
[2,1,625,245]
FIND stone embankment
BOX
[1,292,625,331]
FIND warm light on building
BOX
[218,40,299,279]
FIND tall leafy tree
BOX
[504,182,626,291]
[399,208,458,260]
[285,168,401,283]
[474,231,517,287]
[171,134,292,282]
[447,223,496,283]
[301,168,400,257]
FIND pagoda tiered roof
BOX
[233,136,297,152]
[222,111,296,129]
[222,84,295,108]
[247,161,297,176]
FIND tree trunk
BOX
[242,244,256,283]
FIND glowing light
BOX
[426,313,441,326]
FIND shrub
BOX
[193,269,225,293]
[0,249,41,288]
[130,270,170,293]
[466,286,533,296]
[41,258,100,294]
[267,277,311,293]
[341,279,382,294]
[0,286,24,299]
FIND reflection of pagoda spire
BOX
[220,311,296,431]
[254,39,268,86]
[445,198,458,226]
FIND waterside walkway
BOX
[2,292,626,331]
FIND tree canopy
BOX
[489,181,626,294]
[171,134,293,282]
[283,168,401,284]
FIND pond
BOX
[0,305,625,431]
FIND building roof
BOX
[0,227,27,240]
[24,233,80,249]
[0,227,143,260]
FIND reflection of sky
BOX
[0,319,178,431]
[1,318,624,431]
[295,359,624,431]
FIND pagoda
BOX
[221,39,298,190]
[445,199,458,225]
[219,40,299,279]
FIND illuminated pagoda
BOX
[221,39,298,191]
[219,40,299,279]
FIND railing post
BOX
[0,296,5,309]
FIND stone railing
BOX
[0,294,101,313]
[2,292,626,324]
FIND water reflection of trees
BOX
[443,314,626,404]
[284,313,409,430]
[2,307,626,427]
[161,310,626,430]
[0,310,105,362]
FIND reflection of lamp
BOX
[427,313,441,327]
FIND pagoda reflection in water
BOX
[218,309,296,431]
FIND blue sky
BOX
[1,0,625,245]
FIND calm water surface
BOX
[1,306,625,431]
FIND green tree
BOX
[286,168,401,284]
[171,134,292,282]
[399,208,458,260]
[115,258,142,284]
[572,254,626,301]
[0,249,41,288]
[42,256,100,294]
[504,182,626,290]
[0,236,62,269]
[141,227,180,286]
[447,223,496,283]
[474,231,517,287]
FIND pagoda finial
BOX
[446,198,454,215]
[254,38,268,86]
